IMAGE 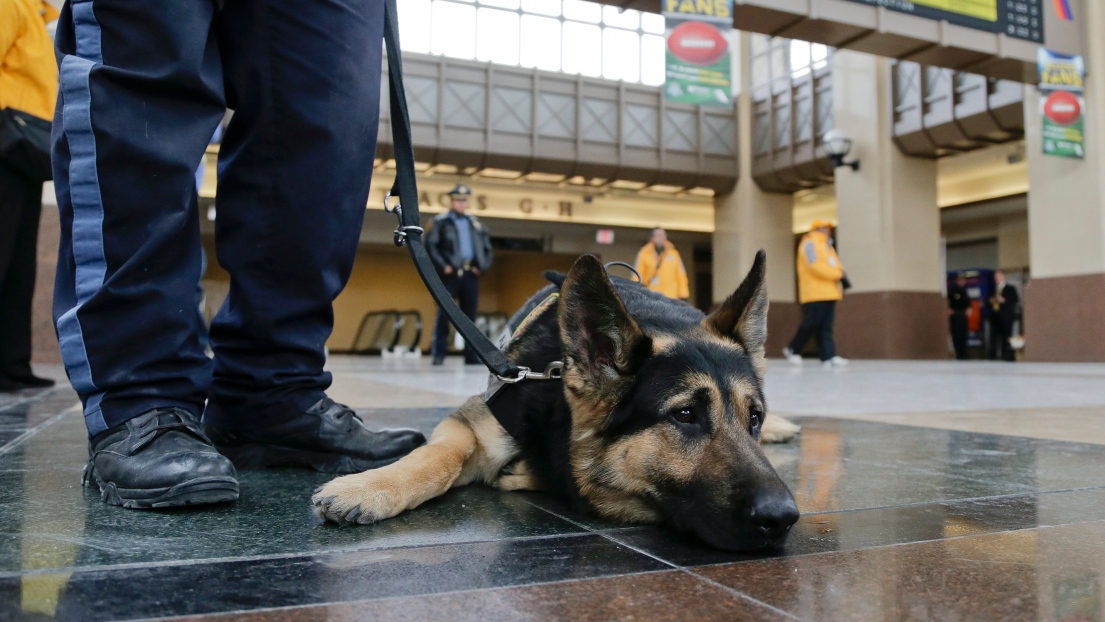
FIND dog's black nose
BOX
[749,492,800,540]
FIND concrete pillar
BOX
[714,32,798,356]
[830,50,947,359]
[1023,0,1105,362]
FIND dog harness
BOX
[482,293,563,440]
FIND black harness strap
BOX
[381,0,562,440]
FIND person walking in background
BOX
[948,274,972,360]
[426,184,494,366]
[51,0,426,510]
[634,227,689,301]
[783,220,849,368]
[989,270,1019,362]
[0,0,59,392]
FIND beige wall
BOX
[832,50,942,295]
[943,216,1030,271]
[200,240,581,353]
[1024,0,1105,279]
[713,32,797,307]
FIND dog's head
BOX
[558,251,798,551]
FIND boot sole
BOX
[215,443,400,474]
[84,463,239,509]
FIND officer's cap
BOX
[448,184,473,197]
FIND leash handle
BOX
[381,0,522,380]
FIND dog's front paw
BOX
[311,471,408,525]
[760,414,801,444]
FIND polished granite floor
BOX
[4,357,1105,621]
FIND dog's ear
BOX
[559,255,650,390]
[704,250,769,359]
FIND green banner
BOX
[663,0,733,108]
[1038,49,1085,159]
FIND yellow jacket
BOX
[796,229,844,304]
[1,0,59,121]
[635,241,689,300]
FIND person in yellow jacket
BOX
[634,227,690,300]
[783,220,850,368]
[0,0,59,391]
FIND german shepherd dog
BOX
[312,251,800,551]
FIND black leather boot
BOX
[205,397,426,473]
[83,408,239,509]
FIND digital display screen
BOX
[840,0,1043,42]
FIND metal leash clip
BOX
[496,361,564,384]
[383,192,424,247]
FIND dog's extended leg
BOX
[312,397,516,524]
[312,416,476,524]
[761,413,801,443]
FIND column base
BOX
[834,291,949,359]
[1024,273,1105,362]
[766,301,802,358]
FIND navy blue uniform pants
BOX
[787,301,837,362]
[52,0,383,436]
[431,271,479,360]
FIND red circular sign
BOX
[1044,90,1081,126]
[667,22,729,66]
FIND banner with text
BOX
[1038,49,1085,159]
[663,0,733,108]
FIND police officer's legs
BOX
[52,0,236,507]
[202,0,424,470]
[431,274,463,362]
[456,272,480,364]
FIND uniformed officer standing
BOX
[51,0,425,510]
[948,274,972,360]
[425,185,493,365]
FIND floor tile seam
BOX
[521,500,800,621]
[0,388,59,415]
[518,498,651,544]
[592,529,801,621]
[773,411,1105,425]
[684,516,1105,572]
[0,407,78,456]
[132,568,679,622]
[0,467,84,473]
[775,414,1105,446]
[800,485,1105,517]
[0,530,603,579]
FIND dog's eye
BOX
[749,406,764,431]
[670,407,696,425]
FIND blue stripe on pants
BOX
[56,1,108,434]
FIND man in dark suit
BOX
[989,271,1019,362]
[426,185,494,365]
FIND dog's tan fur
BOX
[312,371,799,526]
[312,252,800,537]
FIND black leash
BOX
[381,0,560,389]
